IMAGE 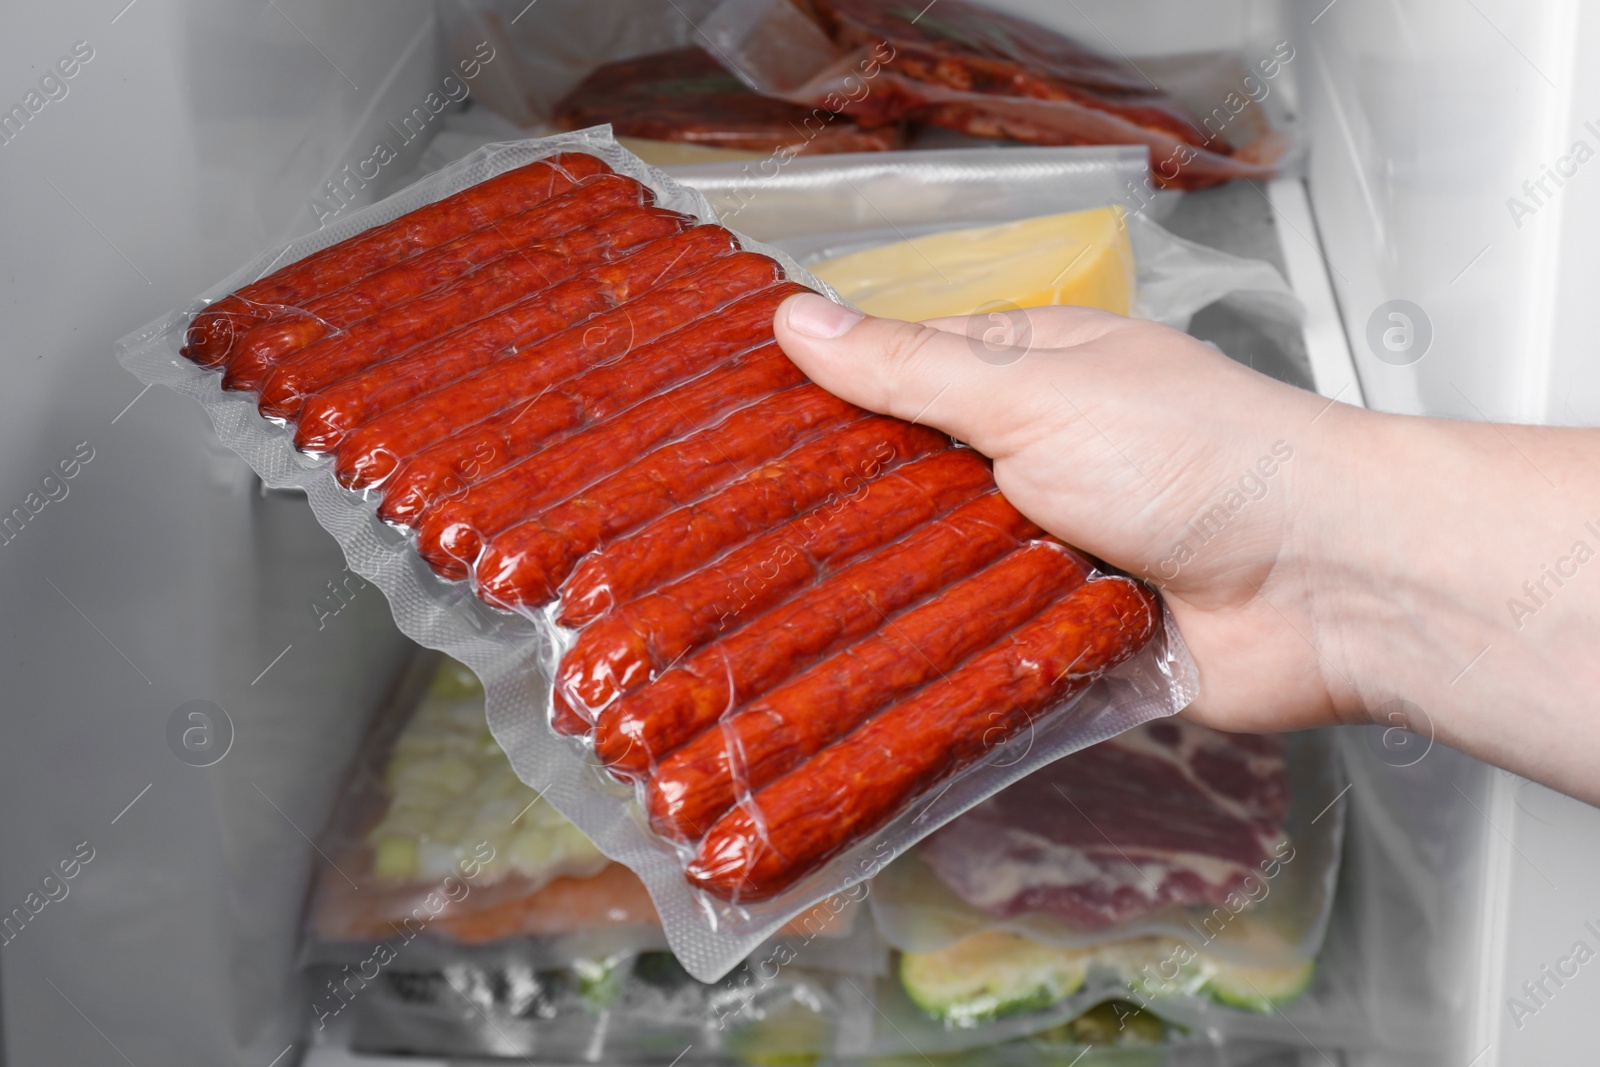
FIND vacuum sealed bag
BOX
[662,146,1305,341]
[305,652,653,970]
[304,653,881,1060]
[305,651,877,974]
[874,725,1345,961]
[441,0,1295,188]
[700,0,1295,189]
[552,45,905,155]
[809,205,1137,321]
[856,726,1347,1058]
[319,948,874,1062]
[116,129,1198,980]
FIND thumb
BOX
[774,292,1040,457]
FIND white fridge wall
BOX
[0,1,433,1064]
[1299,0,1591,423]
[1297,1,1600,1062]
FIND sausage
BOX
[183,152,610,367]
[328,239,764,486]
[643,540,1091,837]
[553,448,993,718]
[550,689,594,737]
[298,222,727,455]
[422,341,804,581]
[556,420,952,629]
[684,575,1161,901]
[224,174,652,389]
[539,413,930,736]
[476,391,870,619]
[333,245,773,489]
[378,282,803,527]
[595,491,1046,777]
[253,207,696,415]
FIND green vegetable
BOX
[725,998,832,1066]
[366,657,608,886]
[632,951,693,990]
[899,933,1089,1027]
[1060,1000,1165,1046]
[571,953,633,1010]
[1203,958,1316,1013]
[428,657,482,700]
[901,931,1319,1032]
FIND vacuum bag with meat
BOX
[702,0,1294,189]
[553,45,903,155]
[849,726,1346,1057]
[869,725,1346,970]
[116,128,1196,981]
[924,718,1291,929]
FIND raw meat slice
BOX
[919,718,1288,929]
[554,46,903,154]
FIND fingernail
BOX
[784,294,864,339]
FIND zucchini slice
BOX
[1204,958,1316,1012]
[899,933,1090,1028]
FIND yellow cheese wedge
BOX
[809,205,1135,322]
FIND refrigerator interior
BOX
[1,0,1598,1064]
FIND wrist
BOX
[1289,405,1501,729]
[1293,406,1600,795]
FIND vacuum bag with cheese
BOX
[797,200,1303,349]
[810,206,1135,322]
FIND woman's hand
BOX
[774,293,1349,734]
[774,293,1600,804]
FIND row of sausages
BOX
[184,150,1161,902]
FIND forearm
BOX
[1305,405,1600,800]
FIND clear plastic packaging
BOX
[318,949,874,1062]
[808,205,1138,321]
[869,727,1346,970]
[849,726,1349,1059]
[304,650,879,976]
[661,147,1304,337]
[441,0,1296,192]
[116,128,1200,981]
[701,0,1296,190]
[436,0,730,130]
[552,45,905,155]
[303,651,658,972]
[300,651,886,1056]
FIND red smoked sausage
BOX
[479,403,909,621]
[225,174,653,389]
[334,246,773,489]
[553,448,994,718]
[555,421,953,629]
[594,490,1046,777]
[423,342,805,581]
[183,153,610,367]
[685,575,1161,901]
[643,540,1091,837]
[253,207,696,415]
[379,283,804,527]
[298,222,727,456]
[175,156,1180,908]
